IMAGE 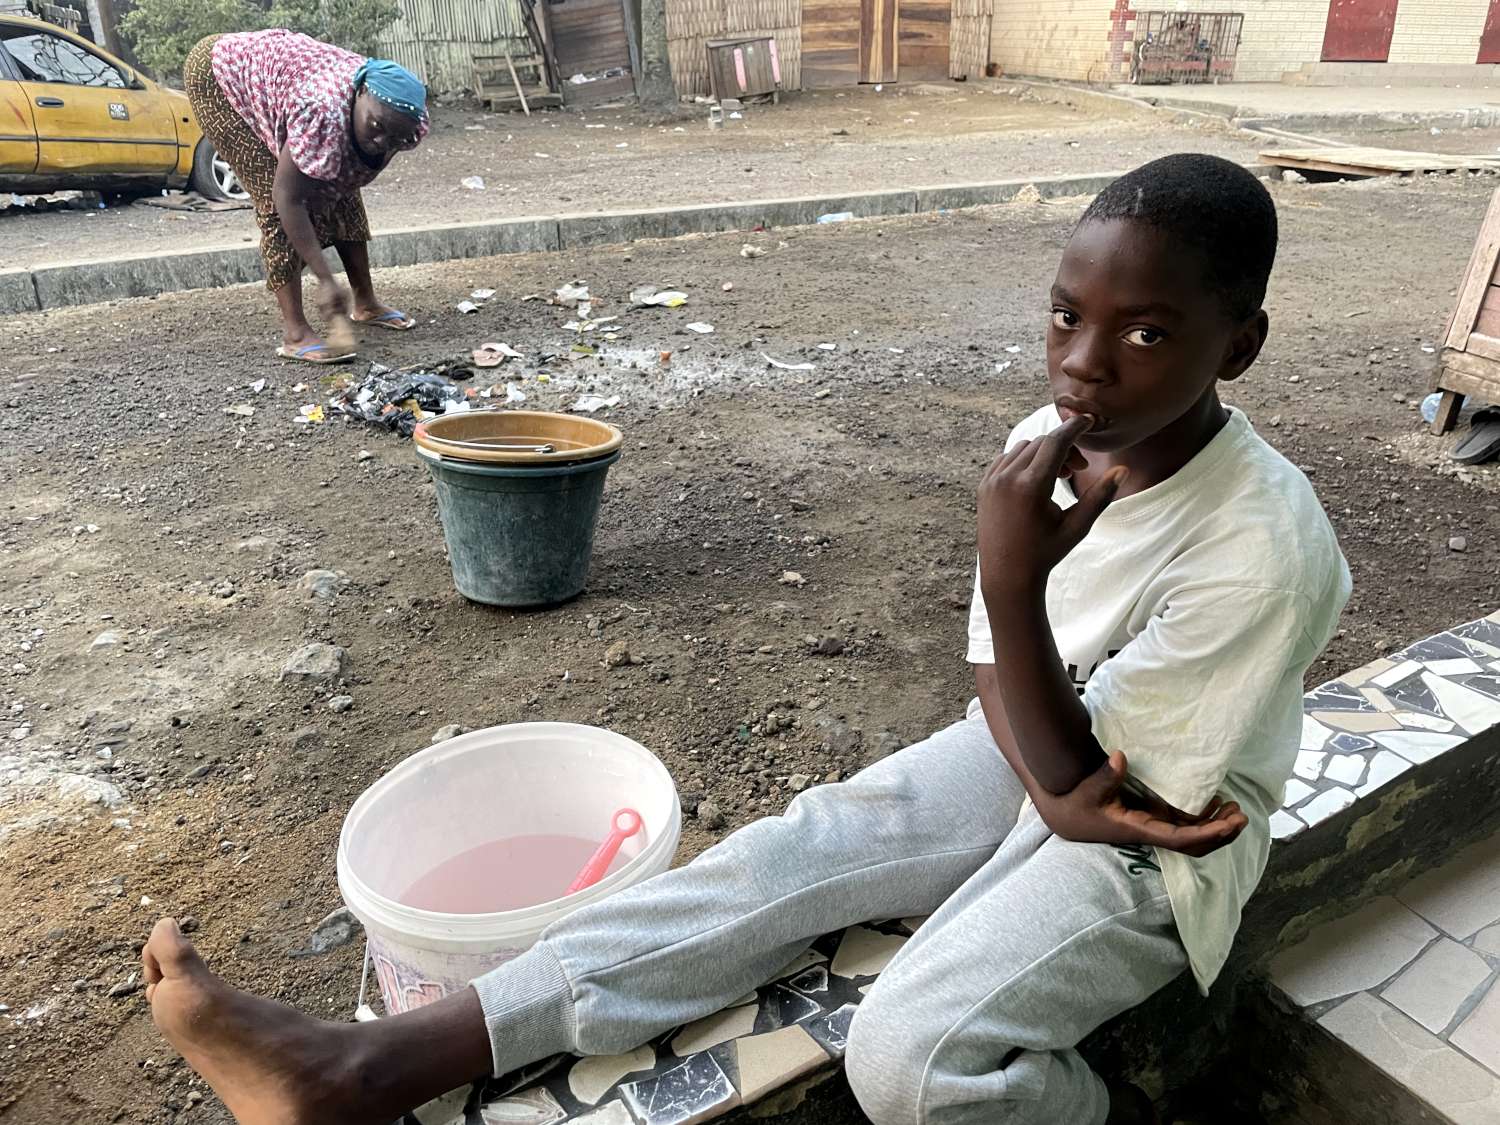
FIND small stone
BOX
[815,635,845,657]
[604,640,636,668]
[293,906,360,957]
[431,723,465,743]
[178,916,199,933]
[357,450,374,461]
[824,769,842,783]
[327,695,354,714]
[297,569,341,599]
[1450,536,1468,552]
[91,631,120,648]
[778,570,806,587]
[186,1091,203,1104]
[698,800,726,829]
[290,727,323,754]
[280,643,347,684]
[106,974,139,998]
[213,581,235,598]
[680,791,706,816]
[788,773,811,792]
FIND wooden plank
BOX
[897,0,948,80]
[1467,332,1500,365]
[1430,388,1465,436]
[803,0,860,85]
[1259,146,1500,176]
[1447,186,1500,352]
[1439,346,1500,393]
[1475,285,1500,340]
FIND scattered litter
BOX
[1282,169,1307,184]
[685,323,715,334]
[1421,391,1465,424]
[573,395,621,413]
[1004,345,1021,353]
[723,282,734,291]
[572,344,596,356]
[740,244,765,259]
[329,363,473,437]
[552,282,590,307]
[762,352,815,371]
[471,289,495,300]
[460,176,485,190]
[1422,345,1436,353]
[814,388,831,398]
[995,361,1012,373]
[249,378,266,393]
[535,152,551,158]
[297,405,326,423]
[222,404,254,417]
[630,286,688,307]
[729,111,743,119]
[888,347,904,354]
[505,383,527,404]
[568,73,594,84]
[616,142,629,148]
[817,343,837,350]
[817,212,854,224]
[473,342,524,366]
[456,300,480,314]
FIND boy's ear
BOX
[1217,309,1270,384]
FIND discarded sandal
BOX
[276,344,356,365]
[1448,408,1500,465]
[357,310,417,331]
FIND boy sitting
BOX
[138,153,1349,1125]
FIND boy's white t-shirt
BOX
[966,404,1350,992]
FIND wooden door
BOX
[897,0,950,81]
[1320,0,1399,62]
[1480,0,1500,63]
[547,0,635,104]
[860,0,896,82]
[803,0,861,86]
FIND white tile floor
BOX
[1272,828,1500,1124]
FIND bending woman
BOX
[184,30,428,364]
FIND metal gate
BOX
[1131,12,1243,84]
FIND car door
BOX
[0,23,175,175]
[0,36,36,174]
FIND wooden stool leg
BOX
[1431,388,1464,436]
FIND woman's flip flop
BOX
[358,310,417,331]
[276,344,357,365]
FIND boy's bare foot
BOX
[143,917,368,1125]
[1105,1079,1162,1125]
[143,917,493,1125]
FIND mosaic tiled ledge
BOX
[405,612,1500,1125]
[1275,612,1500,842]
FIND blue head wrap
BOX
[353,58,427,121]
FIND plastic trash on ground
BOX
[473,342,524,367]
[630,286,688,307]
[572,394,621,413]
[471,289,496,300]
[1422,391,1467,424]
[460,176,485,190]
[740,245,765,259]
[552,282,590,308]
[329,363,473,437]
[505,383,527,404]
[455,300,480,314]
[685,323,714,334]
[817,212,854,224]
[762,352,815,371]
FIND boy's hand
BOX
[1031,751,1248,858]
[978,415,1127,595]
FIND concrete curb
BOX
[0,168,1268,316]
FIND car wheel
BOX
[190,139,249,202]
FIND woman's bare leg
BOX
[336,240,410,325]
[273,274,335,356]
[143,918,491,1125]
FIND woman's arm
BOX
[271,145,349,318]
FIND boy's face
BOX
[1046,218,1265,455]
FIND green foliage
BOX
[267,0,402,58]
[123,0,403,80]
[119,0,260,78]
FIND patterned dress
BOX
[183,31,429,292]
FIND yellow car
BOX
[0,14,245,200]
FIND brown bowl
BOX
[413,410,623,465]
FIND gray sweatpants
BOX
[472,714,1188,1125]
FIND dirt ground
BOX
[0,168,1496,1125]
[0,81,1265,268]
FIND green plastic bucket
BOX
[415,443,621,607]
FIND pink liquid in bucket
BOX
[398,834,630,914]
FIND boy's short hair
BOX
[1078,153,1277,321]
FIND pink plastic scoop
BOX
[567,808,643,895]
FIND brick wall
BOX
[1388,0,1490,63]
[989,0,1499,85]
[989,0,1116,81]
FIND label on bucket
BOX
[399,834,629,913]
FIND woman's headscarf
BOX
[353,58,427,121]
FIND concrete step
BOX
[1281,62,1500,89]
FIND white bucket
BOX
[337,722,680,1015]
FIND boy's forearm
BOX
[984,579,1107,793]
